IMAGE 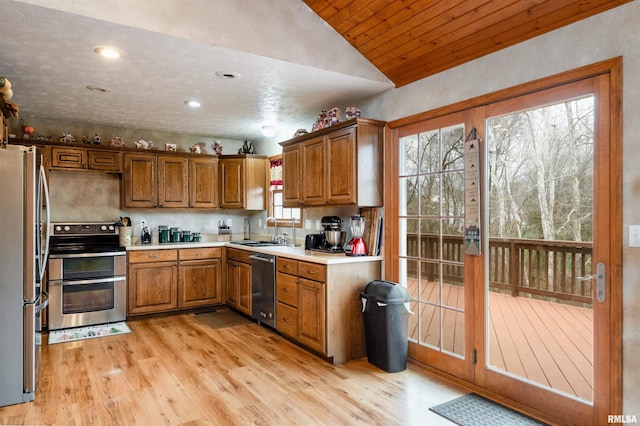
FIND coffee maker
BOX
[320,216,345,252]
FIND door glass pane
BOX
[399,124,465,359]
[486,96,594,402]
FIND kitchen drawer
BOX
[276,302,298,338]
[129,249,178,263]
[276,257,298,275]
[298,261,326,282]
[226,247,252,264]
[276,272,298,307]
[179,247,221,260]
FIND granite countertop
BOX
[125,238,383,265]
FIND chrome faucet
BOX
[291,217,296,247]
[265,216,278,242]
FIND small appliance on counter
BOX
[346,215,367,256]
[140,220,151,245]
[307,216,346,253]
[305,233,324,250]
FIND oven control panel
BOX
[51,223,117,236]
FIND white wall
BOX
[359,1,640,413]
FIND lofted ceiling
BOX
[0,0,630,143]
[304,0,632,87]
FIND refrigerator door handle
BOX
[36,291,49,313]
[39,164,50,283]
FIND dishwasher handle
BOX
[249,254,275,263]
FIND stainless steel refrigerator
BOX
[0,145,50,407]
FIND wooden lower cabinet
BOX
[128,260,178,315]
[276,259,327,355]
[297,278,326,354]
[276,256,381,364]
[225,248,252,316]
[178,248,222,308]
[127,248,222,316]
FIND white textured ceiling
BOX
[1,0,393,141]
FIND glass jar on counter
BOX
[170,227,180,243]
[159,225,169,244]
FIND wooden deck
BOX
[406,278,593,401]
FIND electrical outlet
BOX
[258,219,262,228]
[630,225,640,247]
[226,219,232,229]
[315,220,321,231]
[305,219,311,229]
[140,219,146,229]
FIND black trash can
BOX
[361,280,411,373]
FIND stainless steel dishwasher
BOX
[250,252,276,328]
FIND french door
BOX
[387,60,621,425]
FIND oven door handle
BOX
[48,251,126,259]
[48,276,126,287]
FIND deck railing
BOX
[405,234,593,305]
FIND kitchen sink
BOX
[230,240,288,247]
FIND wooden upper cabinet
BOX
[301,136,326,206]
[50,146,122,172]
[123,153,156,208]
[219,155,266,210]
[325,127,356,205]
[280,118,385,208]
[219,158,243,208]
[282,143,302,206]
[123,152,216,209]
[189,157,218,208]
[88,150,122,172]
[51,147,86,170]
[158,155,189,208]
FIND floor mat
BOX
[429,393,547,426]
[195,309,253,329]
[48,322,131,344]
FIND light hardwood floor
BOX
[1,313,465,425]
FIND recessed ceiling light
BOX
[215,71,240,80]
[93,46,123,59]
[261,125,277,137]
[185,100,201,108]
[86,85,108,93]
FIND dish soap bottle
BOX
[243,217,251,240]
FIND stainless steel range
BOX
[47,223,126,330]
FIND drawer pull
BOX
[149,254,158,258]
[282,318,289,323]
[283,287,289,292]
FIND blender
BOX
[346,215,367,256]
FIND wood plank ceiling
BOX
[304,0,631,87]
